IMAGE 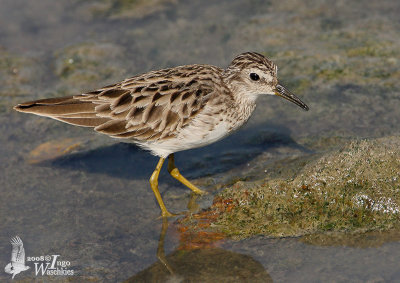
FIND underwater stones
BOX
[54,43,128,91]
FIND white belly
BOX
[140,115,234,158]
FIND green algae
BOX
[301,229,400,248]
[0,49,45,113]
[212,136,400,239]
[346,42,397,58]
[86,0,176,19]
[275,47,399,86]
[0,49,39,96]
[54,43,128,91]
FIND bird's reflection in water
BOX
[123,216,272,282]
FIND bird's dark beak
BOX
[274,84,309,111]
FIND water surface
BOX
[0,0,399,281]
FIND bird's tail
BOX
[14,96,109,128]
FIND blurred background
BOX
[0,0,399,281]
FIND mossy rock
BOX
[184,136,400,239]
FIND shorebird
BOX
[14,52,308,217]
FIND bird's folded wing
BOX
[10,236,25,263]
[14,65,220,143]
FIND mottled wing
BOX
[92,65,218,141]
[14,65,219,142]
[10,236,25,264]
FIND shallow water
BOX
[0,0,399,281]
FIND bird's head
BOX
[224,52,309,110]
[4,263,13,274]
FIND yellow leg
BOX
[167,154,206,195]
[150,157,174,217]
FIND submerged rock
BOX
[54,42,128,91]
[0,49,44,112]
[125,248,272,283]
[27,138,82,164]
[86,0,176,20]
[180,136,400,239]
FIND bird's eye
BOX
[250,73,260,81]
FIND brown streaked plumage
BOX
[14,52,309,217]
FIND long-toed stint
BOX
[14,52,308,217]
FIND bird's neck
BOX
[228,87,257,130]
[221,73,258,127]
[226,81,258,109]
